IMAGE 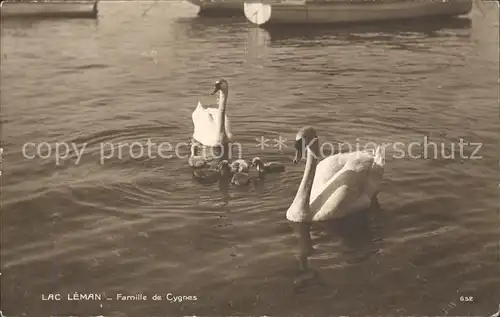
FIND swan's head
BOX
[251,157,265,171]
[211,79,229,95]
[293,126,319,164]
[218,160,231,176]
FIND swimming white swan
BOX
[191,79,233,148]
[286,126,385,223]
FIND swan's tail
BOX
[369,145,386,195]
[373,144,386,167]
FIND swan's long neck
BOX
[296,149,318,207]
[216,89,228,137]
[287,140,319,222]
[215,88,229,160]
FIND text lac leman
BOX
[42,293,104,301]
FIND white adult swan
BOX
[286,126,385,223]
[191,79,233,149]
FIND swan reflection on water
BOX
[289,222,320,291]
[218,169,231,206]
[289,200,383,292]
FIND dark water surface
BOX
[1,2,499,316]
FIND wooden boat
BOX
[244,0,473,26]
[264,16,472,42]
[0,0,99,18]
[186,0,244,16]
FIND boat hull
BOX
[244,0,473,26]
[1,0,98,18]
[186,0,243,16]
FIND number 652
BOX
[460,296,473,302]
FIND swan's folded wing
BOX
[192,101,209,126]
[193,101,204,116]
[310,158,374,220]
[312,185,354,221]
[192,102,215,144]
[310,168,361,209]
[311,155,347,201]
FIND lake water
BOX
[1,1,499,316]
